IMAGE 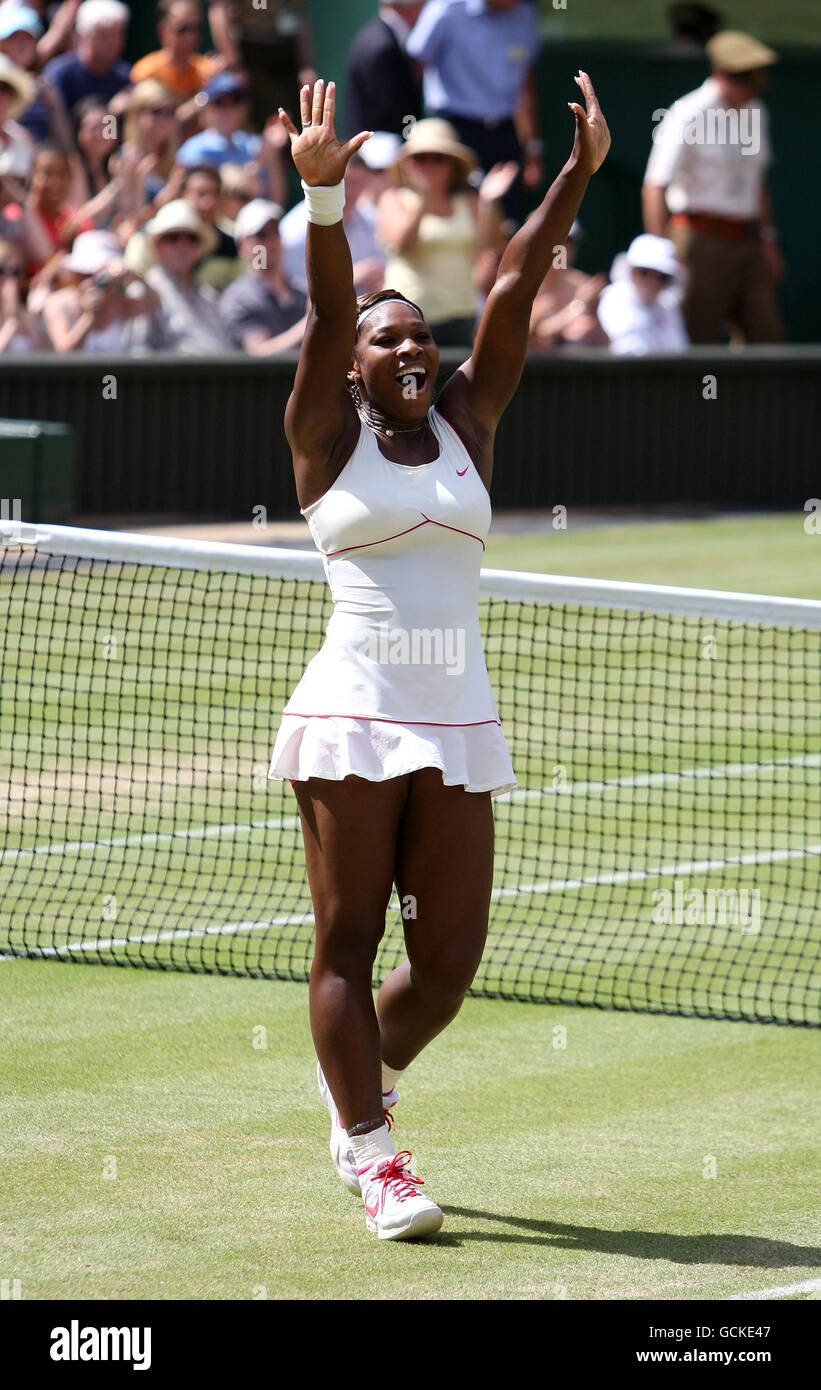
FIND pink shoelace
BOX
[372,1151,425,1204]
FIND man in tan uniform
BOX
[642,30,784,343]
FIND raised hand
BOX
[478,161,519,205]
[568,71,611,176]
[278,79,372,188]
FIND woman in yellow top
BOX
[376,118,517,347]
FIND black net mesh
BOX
[1,540,819,1025]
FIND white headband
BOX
[356,297,424,330]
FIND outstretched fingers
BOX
[278,106,300,139]
[312,77,325,127]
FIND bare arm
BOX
[208,1,241,66]
[240,314,307,356]
[278,81,371,506]
[376,187,427,256]
[642,183,669,236]
[438,72,610,459]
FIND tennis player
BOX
[270,75,610,1240]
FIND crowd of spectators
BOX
[0,0,783,357]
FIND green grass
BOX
[485,513,821,599]
[3,959,820,1300]
[2,514,819,1024]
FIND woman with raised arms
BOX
[270,74,610,1240]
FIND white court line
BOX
[8,836,818,962]
[5,751,818,865]
[494,840,821,899]
[0,814,301,865]
[497,752,821,805]
[14,912,315,959]
[725,1277,821,1300]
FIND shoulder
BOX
[42,52,73,81]
[176,132,210,164]
[130,53,161,81]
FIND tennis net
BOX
[2,522,819,1025]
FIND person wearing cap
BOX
[596,234,688,355]
[354,128,401,228]
[39,0,131,124]
[41,227,159,352]
[376,116,517,345]
[343,2,424,142]
[131,0,217,102]
[643,29,784,343]
[0,6,43,74]
[219,197,307,354]
[143,196,234,353]
[406,0,543,229]
[174,69,261,171]
[279,150,386,298]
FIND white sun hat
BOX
[625,234,681,278]
[62,230,124,276]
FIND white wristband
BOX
[302,179,345,226]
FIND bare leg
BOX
[376,768,494,1070]
[293,773,409,1129]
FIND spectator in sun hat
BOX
[376,115,516,346]
[219,196,307,354]
[174,68,261,170]
[42,226,159,352]
[343,2,424,142]
[39,0,131,122]
[597,233,688,355]
[143,195,235,352]
[406,0,542,228]
[643,29,783,343]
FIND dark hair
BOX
[32,143,71,168]
[667,3,722,41]
[180,163,221,192]
[353,288,425,340]
[158,0,200,20]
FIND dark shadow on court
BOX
[433,1208,821,1266]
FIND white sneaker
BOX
[360,1150,443,1240]
[316,1062,360,1194]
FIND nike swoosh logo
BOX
[456,466,469,476]
[365,1198,380,1217]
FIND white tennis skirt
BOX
[268,713,517,798]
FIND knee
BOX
[409,954,477,1010]
[313,909,384,978]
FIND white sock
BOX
[381,1062,404,1095]
[349,1124,394,1175]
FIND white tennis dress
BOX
[268,404,517,797]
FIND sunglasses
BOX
[212,92,246,107]
[0,264,21,276]
[160,231,200,245]
[408,152,449,164]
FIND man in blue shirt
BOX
[40,0,131,122]
[406,0,543,226]
[175,70,262,170]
